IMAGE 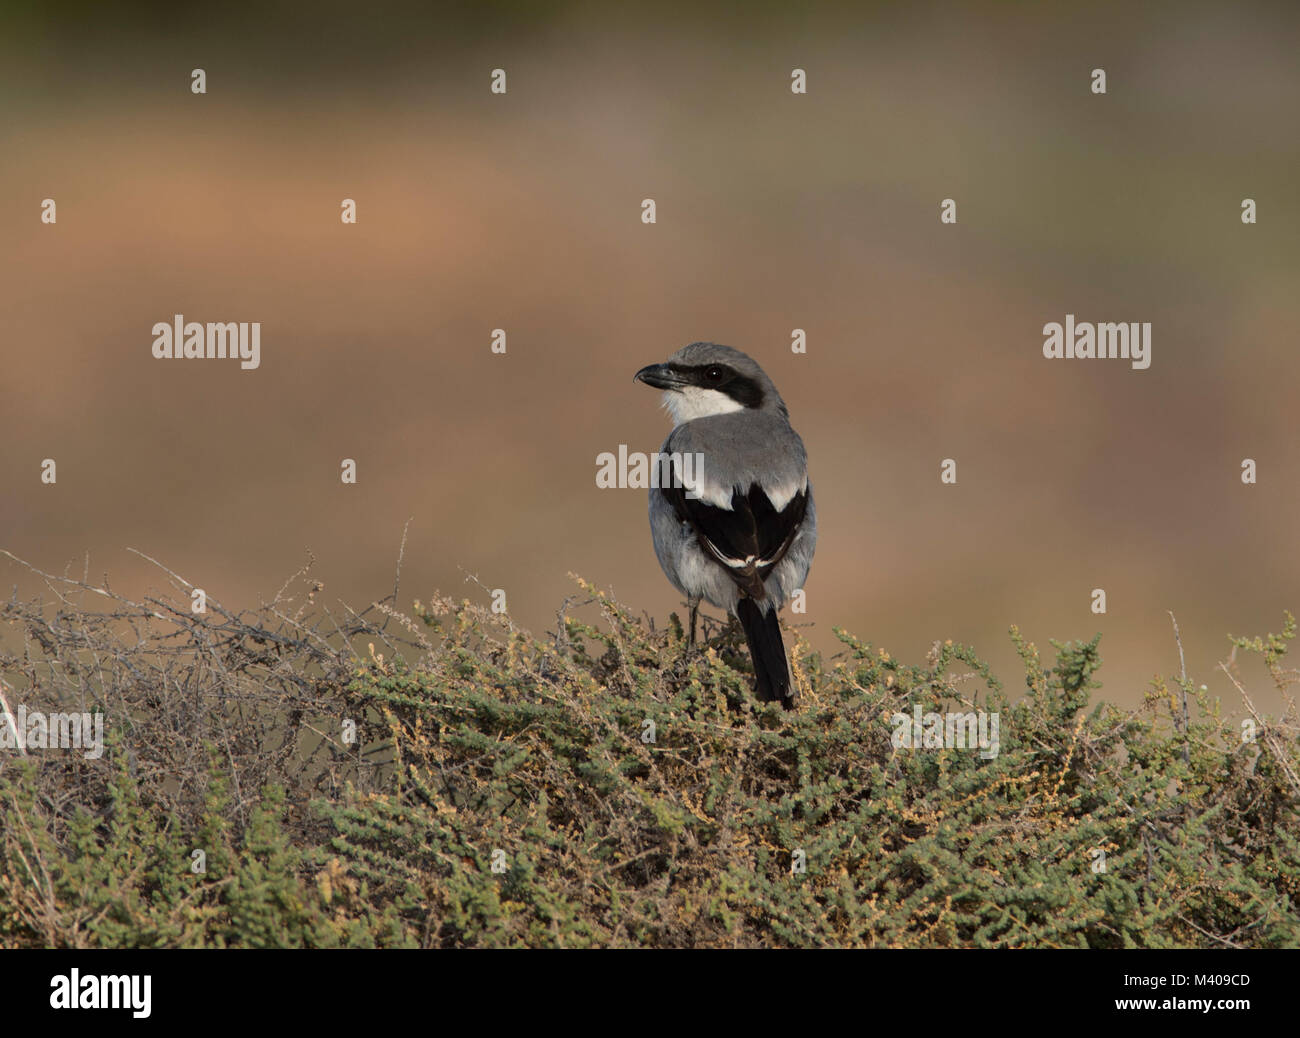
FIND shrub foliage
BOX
[1,558,1296,947]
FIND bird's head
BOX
[634,342,786,425]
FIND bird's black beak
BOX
[634,363,686,391]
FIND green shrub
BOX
[1,569,1296,947]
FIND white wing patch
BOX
[764,476,807,513]
[671,454,806,515]
[668,453,736,509]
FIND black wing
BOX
[661,482,807,601]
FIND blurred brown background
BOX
[2,1,1297,708]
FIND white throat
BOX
[664,386,745,426]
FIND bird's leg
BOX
[688,598,700,649]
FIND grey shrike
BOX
[634,342,817,710]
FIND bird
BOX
[634,342,817,710]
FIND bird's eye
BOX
[705,367,724,382]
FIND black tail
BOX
[736,598,796,710]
